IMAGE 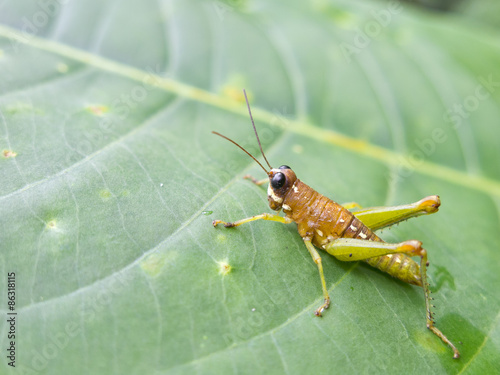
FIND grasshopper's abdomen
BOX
[282,180,422,287]
[364,253,422,286]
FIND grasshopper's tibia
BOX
[419,249,460,359]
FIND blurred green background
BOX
[404,0,500,27]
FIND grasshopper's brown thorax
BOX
[278,174,380,246]
[267,165,297,211]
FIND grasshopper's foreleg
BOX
[243,174,268,186]
[351,195,440,231]
[303,237,330,317]
[326,237,460,359]
[213,213,292,228]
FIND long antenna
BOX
[243,89,272,170]
[212,131,269,174]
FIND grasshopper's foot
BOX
[417,195,441,214]
[314,298,331,317]
[212,220,235,228]
[427,323,461,359]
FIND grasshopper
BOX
[212,90,460,359]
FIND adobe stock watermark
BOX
[340,1,403,63]
[388,73,499,184]
[387,127,448,185]
[443,74,500,129]
[221,270,310,345]
[269,106,291,133]
[7,0,69,53]
[16,271,134,374]
[63,64,164,167]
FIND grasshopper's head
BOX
[213,90,299,212]
[267,165,297,211]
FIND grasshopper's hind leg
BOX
[351,195,440,231]
[419,249,460,359]
[326,237,460,359]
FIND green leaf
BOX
[457,0,500,30]
[1,1,499,374]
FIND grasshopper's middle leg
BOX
[325,237,460,359]
[349,195,440,231]
[303,237,330,317]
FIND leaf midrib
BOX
[1,24,499,200]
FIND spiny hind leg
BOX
[351,196,440,231]
[303,237,330,317]
[419,249,460,359]
[325,238,460,359]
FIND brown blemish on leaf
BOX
[140,252,177,277]
[5,102,36,114]
[220,74,252,103]
[3,150,17,158]
[292,144,303,154]
[99,189,112,200]
[217,259,232,276]
[222,86,247,103]
[87,105,109,116]
[56,63,69,73]
[140,253,166,277]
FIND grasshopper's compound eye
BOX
[279,165,291,170]
[271,172,286,189]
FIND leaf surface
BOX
[0,1,499,374]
